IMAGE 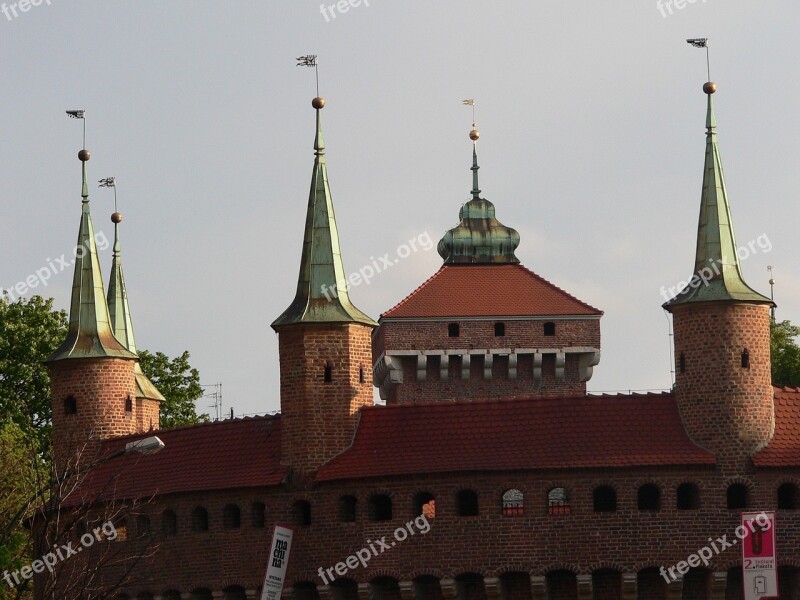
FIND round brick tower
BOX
[46,143,140,470]
[272,97,377,480]
[664,82,774,473]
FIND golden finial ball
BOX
[469,128,480,141]
[703,81,717,95]
[111,212,123,224]
[312,97,326,109]
[78,149,91,161]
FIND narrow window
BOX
[494,322,505,337]
[339,495,357,522]
[741,349,750,369]
[125,395,133,412]
[593,486,617,512]
[457,489,479,516]
[414,492,436,519]
[251,502,266,528]
[637,484,661,511]
[293,500,311,527]
[64,395,77,415]
[359,366,365,384]
[223,504,241,529]
[368,494,392,521]
[543,322,556,336]
[448,323,460,337]
[548,487,571,515]
[727,484,748,509]
[191,507,209,532]
[677,483,700,510]
[679,352,686,374]
[502,489,524,516]
[777,483,800,510]
[162,510,177,536]
[323,363,332,383]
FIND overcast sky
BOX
[2,1,798,419]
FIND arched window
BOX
[368,494,392,521]
[222,586,247,600]
[162,591,182,600]
[501,489,524,516]
[190,589,213,600]
[251,502,266,528]
[777,483,799,510]
[339,495,357,523]
[741,349,750,369]
[548,487,571,515]
[457,489,479,516]
[191,507,209,532]
[593,485,617,512]
[727,483,748,509]
[448,323,460,337]
[543,322,556,336]
[293,500,311,527]
[637,484,661,511]
[223,504,241,529]
[64,395,77,415]
[494,322,505,337]
[162,509,177,536]
[413,492,436,519]
[125,395,133,412]
[136,514,151,537]
[677,483,700,510]
[323,363,333,383]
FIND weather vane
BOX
[66,109,87,148]
[296,54,319,97]
[463,99,479,142]
[98,177,117,211]
[686,38,711,81]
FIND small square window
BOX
[494,322,505,337]
[543,322,556,336]
[448,323,460,337]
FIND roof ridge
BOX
[102,413,280,442]
[513,264,603,315]
[380,265,449,318]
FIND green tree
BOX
[0,295,67,455]
[138,350,206,428]
[771,319,800,387]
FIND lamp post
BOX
[1,435,165,544]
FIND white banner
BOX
[741,512,777,600]
[260,525,294,600]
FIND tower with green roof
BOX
[272,96,377,477]
[664,81,775,473]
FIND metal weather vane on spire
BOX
[463,99,481,199]
[297,54,319,97]
[99,177,118,212]
[686,38,711,81]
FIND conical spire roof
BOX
[272,98,377,329]
[46,150,137,362]
[664,82,772,309]
[438,129,521,264]
[106,213,165,402]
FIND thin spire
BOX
[272,93,376,328]
[47,116,136,362]
[664,82,772,308]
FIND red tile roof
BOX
[316,393,714,481]
[381,264,602,319]
[753,387,800,467]
[72,416,285,502]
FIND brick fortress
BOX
[42,80,800,600]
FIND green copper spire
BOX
[105,209,165,401]
[438,127,521,264]
[664,82,772,309]
[272,98,377,328]
[46,150,137,362]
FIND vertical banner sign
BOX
[741,512,777,600]
[260,525,294,600]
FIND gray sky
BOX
[2,1,798,418]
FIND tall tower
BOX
[45,144,139,469]
[271,96,377,478]
[106,208,164,432]
[663,81,774,473]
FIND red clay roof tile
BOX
[753,387,800,467]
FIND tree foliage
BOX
[771,319,800,387]
[138,350,206,428]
